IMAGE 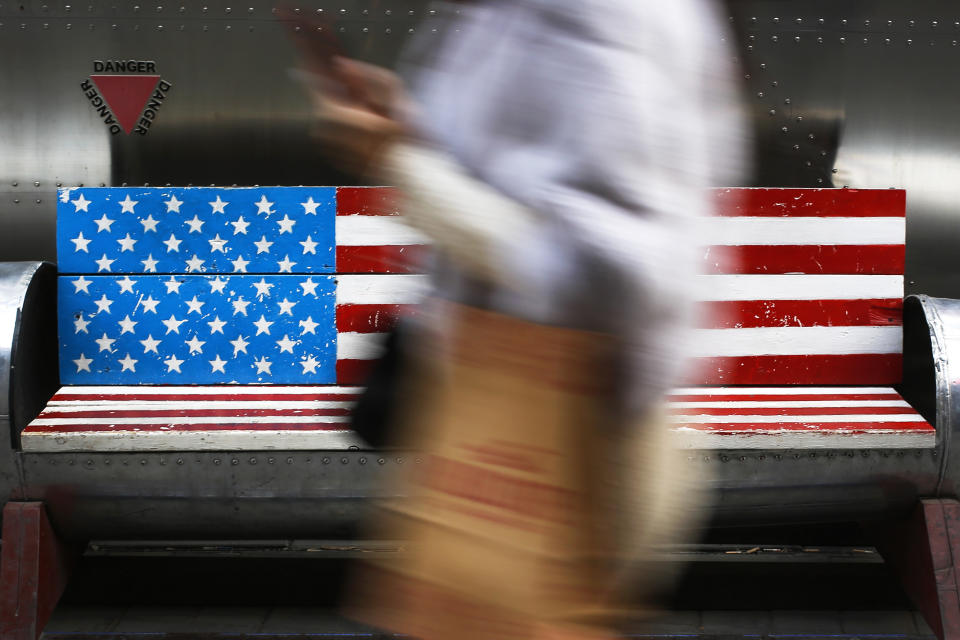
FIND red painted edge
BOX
[668,406,921,416]
[336,303,416,333]
[701,299,903,329]
[337,358,375,385]
[37,408,351,419]
[712,188,906,217]
[23,423,351,433]
[671,421,933,433]
[49,392,359,402]
[336,187,401,216]
[703,245,905,275]
[336,245,427,274]
[669,393,904,402]
[690,353,903,385]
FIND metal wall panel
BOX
[3,0,960,297]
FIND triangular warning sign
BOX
[90,75,160,134]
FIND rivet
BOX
[817,36,823,44]
[111,23,117,29]
[267,457,275,464]
[841,18,847,26]
[397,457,404,464]
[178,5,184,12]
[286,456,293,464]
[225,25,231,30]
[795,17,802,24]
[319,456,328,464]
[818,18,824,25]
[808,133,815,139]
[749,16,757,23]
[13,199,19,204]
[796,115,803,122]
[839,36,846,44]
[907,38,913,45]
[932,20,939,27]
[747,36,755,43]
[408,9,415,15]
[43,23,49,29]
[821,151,828,156]
[909,20,915,27]
[864,19,870,27]
[85,459,94,466]
[817,178,824,183]
[359,457,367,465]
[104,458,110,465]
[230,458,239,465]
[225,6,231,12]
[805,161,812,167]
[340,456,349,464]
[378,458,385,465]
[774,454,782,460]
[954,40,958,46]
[66,23,72,29]
[156,4,162,11]
[721,455,730,462]
[249,457,256,464]
[415,458,423,464]
[784,98,791,104]
[156,24,163,30]
[768,109,776,116]
[772,16,780,23]
[140,458,147,465]
[832,168,838,173]
[771,80,778,87]
[133,4,140,10]
[214,458,221,465]
[362,8,369,15]
[792,144,800,150]
[771,35,778,42]
[384,27,391,33]
[201,5,207,11]
[794,36,800,43]
[782,126,789,133]
[35,199,41,204]
[746,45,754,51]
[100,182,105,187]
[862,37,868,44]
[176,457,183,465]
[885,38,891,44]
[306,457,312,463]
[69,459,76,465]
[56,182,62,187]
[756,91,764,98]
[362,26,368,33]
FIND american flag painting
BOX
[57,186,427,385]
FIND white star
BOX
[299,316,318,335]
[95,332,116,352]
[72,193,91,212]
[93,294,114,314]
[276,334,297,353]
[276,215,296,234]
[95,254,114,272]
[162,314,187,334]
[73,313,90,334]
[163,354,184,373]
[163,233,182,253]
[208,277,228,294]
[165,194,183,213]
[139,334,161,354]
[116,276,137,294]
[253,315,273,336]
[185,335,206,355]
[230,334,249,357]
[254,195,274,215]
[185,215,205,234]
[253,236,273,254]
[252,278,273,297]
[300,354,320,374]
[140,214,159,233]
[70,232,91,253]
[164,277,183,294]
[209,195,229,214]
[119,194,138,213]
[209,354,227,373]
[117,233,137,252]
[185,295,205,314]
[118,353,138,372]
[299,235,318,255]
[301,196,320,215]
[299,278,319,297]
[253,356,273,375]
[207,316,227,334]
[231,296,251,316]
[208,234,228,253]
[139,295,160,314]
[141,254,159,273]
[185,254,205,272]
[72,276,92,294]
[229,216,250,235]
[73,353,93,372]
[117,314,137,334]
[277,255,297,273]
[231,255,250,273]
[94,214,115,233]
[277,298,296,316]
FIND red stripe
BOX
[337,359,375,385]
[38,408,351,419]
[700,299,903,329]
[23,423,350,433]
[336,304,416,333]
[667,406,918,416]
[690,354,903,385]
[703,245,904,275]
[668,393,904,402]
[671,421,933,433]
[335,187,400,216]
[50,393,360,402]
[712,188,905,217]
[336,245,427,274]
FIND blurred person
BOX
[296,0,748,637]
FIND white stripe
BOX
[669,413,923,424]
[42,400,356,412]
[670,386,898,395]
[704,217,904,246]
[51,386,364,396]
[669,400,911,409]
[336,274,430,304]
[336,215,428,246]
[29,415,352,426]
[337,332,387,360]
[20,430,365,452]
[690,326,901,357]
[696,275,903,301]
[669,430,934,450]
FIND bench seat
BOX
[21,385,933,452]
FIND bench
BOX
[21,186,933,452]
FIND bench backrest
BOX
[56,186,905,387]
[56,186,418,385]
